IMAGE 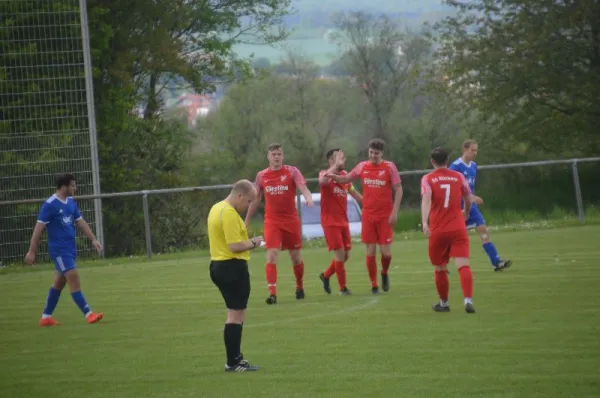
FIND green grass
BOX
[1,225,600,397]
[392,206,600,233]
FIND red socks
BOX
[267,262,305,294]
[434,270,449,301]
[266,263,277,296]
[324,259,347,290]
[366,255,377,287]
[334,260,346,289]
[293,262,304,290]
[458,266,473,298]
[324,260,336,279]
[381,255,391,275]
[434,266,473,302]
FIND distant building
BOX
[174,93,213,127]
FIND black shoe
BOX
[339,287,352,296]
[371,286,379,295]
[225,358,259,372]
[319,273,331,294]
[295,289,305,300]
[494,259,513,272]
[432,302,450,312]
[381,273,390,292]
[465,302,476,313]
[265,295,277,305]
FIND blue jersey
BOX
[37,194,82,257]
[449,158,477,193]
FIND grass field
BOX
[1,225,600,397]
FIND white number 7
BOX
[441,184,451,208]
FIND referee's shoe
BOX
[225,355,259,372]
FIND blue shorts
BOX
[51,255,76,274]
[465,204,486,230]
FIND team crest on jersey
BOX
[280,175,287,181]
[62,215,73,225]
[379,170,385,176]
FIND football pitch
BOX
[1,225,599,397]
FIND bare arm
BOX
[392,184,403,215]
[244,191,262,226]
[463,192,473,220]
[76,218,103,252]
[349,188,363,205]
[298,184,313,206]
[27,223,46,254]
[76,218,97,241]
[228,237,261,253]
[421,191,432,228]
[459,174,473,219]
[25,222,46,264]
[328,173,353,184]
[318,164,338,185]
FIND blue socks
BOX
[483,242,500,266]
[71,291,91,317]
[42,287,62,316]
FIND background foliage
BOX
[1,0,598,260]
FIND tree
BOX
[199,65,366,180]
[331,11,431,143]
[89,0,292,119]
[432,0,600,156]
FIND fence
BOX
[0,0,103,263]
[0,157,598,264]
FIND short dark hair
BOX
[267,143,282,152]
[56,173,76,189]
[326,148,341,159]
[430,147,450,167]
[462,139,477,150]
[368,138,385,152]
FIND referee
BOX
[207,179,263,372]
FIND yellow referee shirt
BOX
[207,200,251,261]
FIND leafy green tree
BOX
[86,0,293,255]
[89,0,292,120]
[331,11,431,143]
[431,0,600,156]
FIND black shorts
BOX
[209,259,250,310]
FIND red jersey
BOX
[255,165,306,223]
[421,168,471,233]
[319,170,354,227]
[348,160,401,218]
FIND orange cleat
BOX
[85,312,104,324]
[39,317,61,327]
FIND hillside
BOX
[233,0,453,65]
[291,0,449,14]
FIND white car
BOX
[296,193,362,240]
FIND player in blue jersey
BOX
[450,140,512,271]
[25,173,104,326]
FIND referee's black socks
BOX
[224,323,243,366]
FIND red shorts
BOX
[428,230,470,266]
[264,221,302,251]
[361,216,393,245]
[323,225,352,251]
